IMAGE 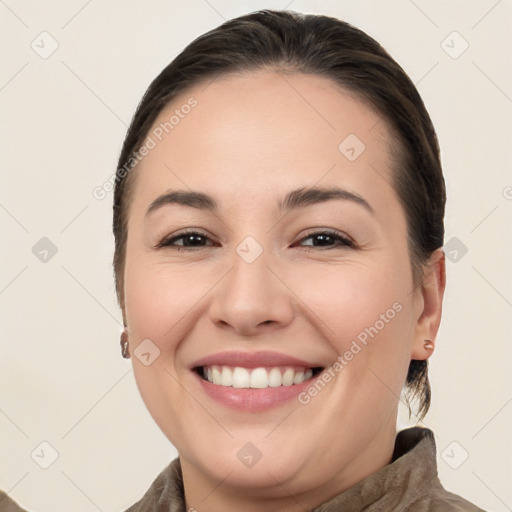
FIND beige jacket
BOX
[0,428,486,511]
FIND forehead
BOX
[129,69,398,219]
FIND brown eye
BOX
[157,231,215,251]
[298,231,354,250]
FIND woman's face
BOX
[123,70,440,504]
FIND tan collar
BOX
[311,427,440,511]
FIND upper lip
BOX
[191,350,323,369]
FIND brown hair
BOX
[112,9,445,419]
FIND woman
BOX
[0,8,486,512]
[112,9,486,511]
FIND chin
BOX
[205,451,307,491]
[187,433,311,489]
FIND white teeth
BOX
[250,367,268,388]
[232,367,250,388]
[268,367,282,387]
[282,368,295,386]
[212,367,221,385]
[220,367,233,386]
[202,365,316,388]
[293,370,305,385]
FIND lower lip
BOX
[194,371,318,412]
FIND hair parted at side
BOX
[113,9,445,420]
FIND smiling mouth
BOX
[195,365,323,389]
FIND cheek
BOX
[295,259,414,392]
[124,258,212,350]
[124,256,204,440]
[295,259,411,344]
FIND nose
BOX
[209,246,295,337]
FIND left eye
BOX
[156,230,354,251]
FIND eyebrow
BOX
[145,186,374,218]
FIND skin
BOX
[122,69,446,512]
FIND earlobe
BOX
[412,338,436,361]
[411,249,446,360]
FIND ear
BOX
[411,248,446,360]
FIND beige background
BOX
[1,1,511,511]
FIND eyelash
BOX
[155,229,355,252]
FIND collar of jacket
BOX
[126,426,485,512]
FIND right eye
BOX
[156,230,216,251]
